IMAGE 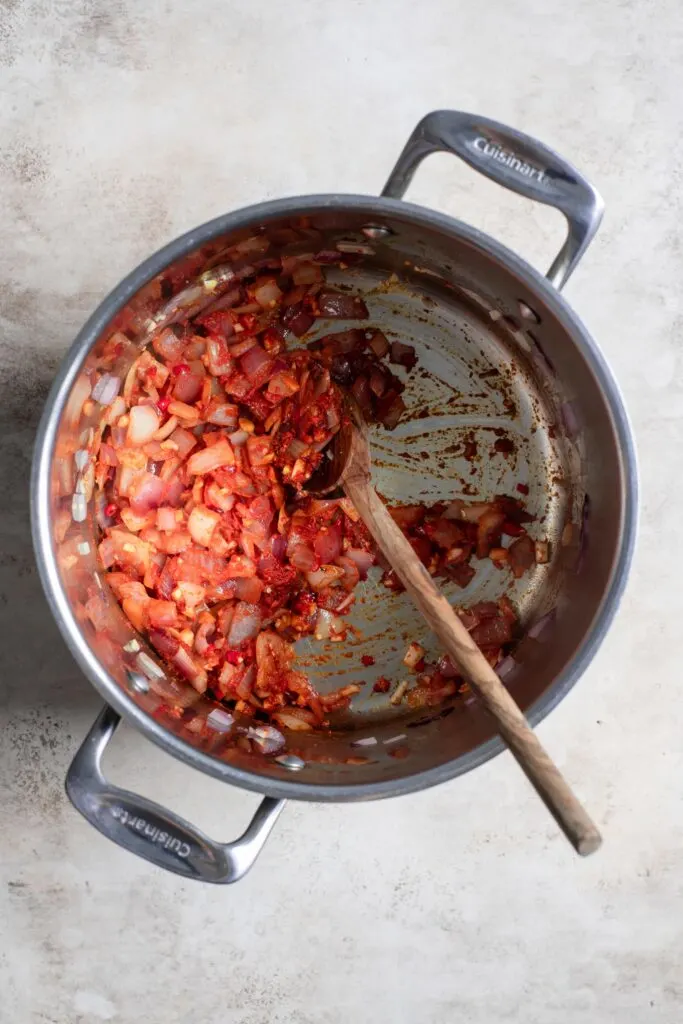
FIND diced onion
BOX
[206,401,239,427]
[459,502,495,523]
[207,708,235,733]
[229,429,249,446]
[253,278,283,308]
[136,651,166,681]
[403,641,425,669]
[390,680,409,705]
[127,405,161,445]
[306,565,344,591]
[272,709,315,731]
[345,547,374,579]
[496,655,516,679]
[287,438,308,458]
[72,492,87,522]
[289,544,317,572]
[188,505,220,547]
[129,472,166,513]
[247,725,285,754]
[292,262,322,285]
[314,608,344,641]
[528,611,555,640]
[228,603,262,646]
[92,374,121,406]
[187,439,235,475]
[241,344,272,381]
[390,341,417,368]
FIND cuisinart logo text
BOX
[474,136,547,183]
[111,805,191,858]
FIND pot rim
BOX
[31,193,638,802]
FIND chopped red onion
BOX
[287,438,308,458]
[172,372,203,404]
[207,708,235,733]
[528,611,555,640]
[136,651,166,681]
[351,376,373,417]
[369,369,387,397]
[72,492,87,522]
[345,548,374,579]
[292,262,322,285]
[458,502,494,523]
[240,344,272,381]
[368,330,390,358]
[247,725,285,754]
[443,500,464,520]
[148,628,180,659]
[254,278,283,308]
[377,393,405,429]
[228,429,249,446]
[206,337,233,375]
[437,654,459,679]
[92,373,121,406]
[311,368,331,400]
[202,287,241,315]
[129,472,166,513]
[282,304,314,337]
[390,341,417,369]
[205,401,239,428]
[281,253,314,275]
[306,565,344,591]
[318,290,369,319]
[314,521,342,563]
[156,507,177,531]
[270,534,287,562]
[314,608,344,641]
[496,655,516,679]
[334,592,355,613]
[403,641,425,669]
[289,544,317,572]
[127,405,161,445]
[232,302,262,317]
[74,449,90,471]
[227,602,262,646]
[313,250,345,264]
[230,336,257,357]
[234,236,269,256]
[234,576,264,603]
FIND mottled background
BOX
[1,1,681,1021]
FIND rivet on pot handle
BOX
[382,110,604,290]
[66,705,285,883]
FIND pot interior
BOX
[42,201,630,796]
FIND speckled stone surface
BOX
[1,2,681,1021]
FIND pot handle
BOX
[66,704,285,883]
[382,110,604,290]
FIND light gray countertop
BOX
[1,2,681,1021]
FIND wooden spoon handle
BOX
[345,476,601,856]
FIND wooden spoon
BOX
[308,407,601,856]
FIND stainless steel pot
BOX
[31,111,637,882]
